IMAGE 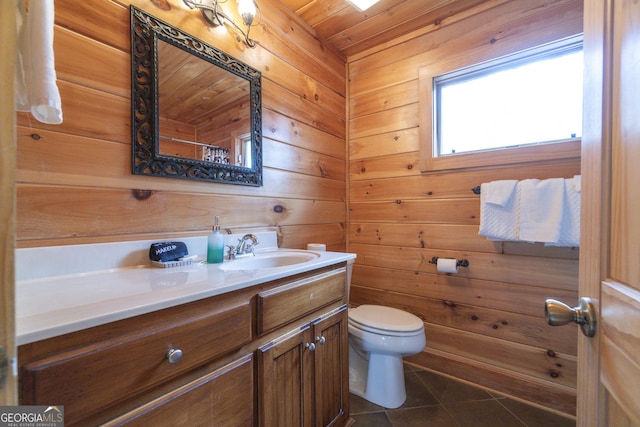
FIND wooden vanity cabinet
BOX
[258,306,349,427]
[18,263,352,427]
[257,268,350,427]
[19,295,254,426]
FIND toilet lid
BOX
[348,305,424,333]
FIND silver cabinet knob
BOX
[305,343,316,352]
[315,336,326,345]
[545,297,597,337]
[166,348,183,364]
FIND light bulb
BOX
[237,0,256,26]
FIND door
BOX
[579,0,640,425]
[258,325,315,427]
[313,306,349,427]
[0,0,18,406]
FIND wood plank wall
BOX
[15,0,347,251]
[347,0,583,418]
[15,0,588,418]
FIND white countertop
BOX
[16,233,355,346]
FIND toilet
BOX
[348,304,426,409]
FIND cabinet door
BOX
[313,306,349,427]
[258,325,315,427]
[107,354,254,427]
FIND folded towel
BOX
[548,175,581,247]
[483,180,518,206]
[15,0,63,124]
[519,178,565,243]
[479,180,520,241]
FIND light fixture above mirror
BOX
[183,0,259,48]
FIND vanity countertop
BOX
[16,248,355,346]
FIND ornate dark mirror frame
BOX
[130,6,263,186]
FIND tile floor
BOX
[350,364,576,427]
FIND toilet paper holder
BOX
[428,257,469,268]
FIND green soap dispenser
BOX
[207,216,224,264]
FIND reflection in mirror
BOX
[158,41,252,168]
[131,6,262,185]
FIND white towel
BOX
[479,180,520,241]
[483,179,518,206]
[519,178,565,243]
[548,175,581,247]
[15,0,63,124]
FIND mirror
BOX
[131,6,262,186]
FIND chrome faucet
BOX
[227,234,259,259]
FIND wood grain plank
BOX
[0,0,17,404]
[349,0,582,97]
[264,137,345,179]
[331,0,486,55]
[17,185,346,241]
[54,25,129,97]
[122,0,347,96]
[349,80,418,118]
[349,104,418,140]
[280,224,346,250]
[407,349,577,416]
[349,199,479,224]
[350,152,422,180]
[264,80,345,139]
[601,281,640,425]
[263,109,346,159]
[349,223,500,253]
[350,161,581,198]
[349,243,579,290]
[56,0,129,50]
[17,81,129,143]
[312,0,408,43]
[601,334,640,426]
[425,322,577,387]
[350,285,577,355]
[351,264,578,317]
[349,128,420,161]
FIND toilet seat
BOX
[349,305,424,336]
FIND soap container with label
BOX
[207,216,224,264]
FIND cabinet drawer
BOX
[106,354,254,427]
[257,268,346,334]
[21,300,252,424]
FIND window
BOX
[419,36,583,172]
[235,133,252,167]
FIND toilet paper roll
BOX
[437,258,458,274]
[307,243,326,251]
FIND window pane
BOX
[436,47,583,156]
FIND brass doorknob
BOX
[545,297,597,337]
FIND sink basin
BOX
[219,250,320,271]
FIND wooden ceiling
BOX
[158,40,249,127]
[279,0,490,57]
